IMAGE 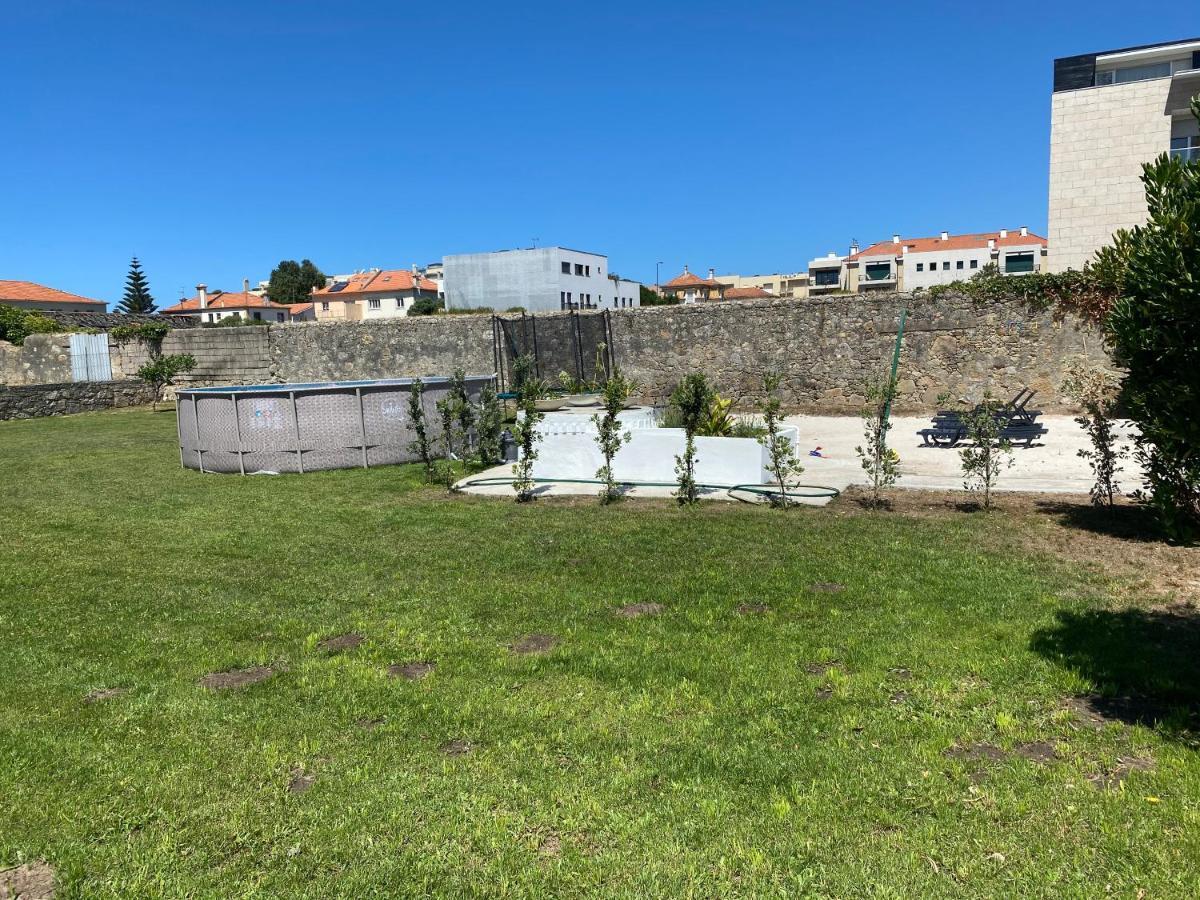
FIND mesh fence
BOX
[496,311,612,391]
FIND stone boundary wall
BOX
[0,380,156,420]
[0,333,73,386]
[161,327,273,386]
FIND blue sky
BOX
[2,1,1197,306]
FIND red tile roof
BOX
[161,290,291,313]
[723,286,777,299]
[850,230,1047,261]
[289,302,314,315]
[662,270,723,289]
[312,269,438,297]
[0,280,106,306]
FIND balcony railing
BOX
[1170,146,1200,163]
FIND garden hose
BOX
[455,476,840,503]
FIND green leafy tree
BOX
[0,306,59,345]
[409,297,443,316]
[592,372,637,504]
[449,368,476,456]
[267,259,326,305]
[758,373,805,508]
[1061,357,1127,509]
[135,354,195,410]
[1106,96,1200,539]
[511,364,545,502]
[476,381,503,466]
[856,374,901,508]
[407,378,434,482]
[957,394,1013,510]
[117,257,157,314]
[670,372,714,505]
[434,391,462,491]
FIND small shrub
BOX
[407,378,434,482]
[855,375,901,508]
[135,354,196,410]
[511,376,545,502]
[110,322,170,342]
[698,394,735,437]
[670,372,714,505]
[409,297,443,316]
[758,373,804,508]
[1061,357,1127,508]
[476,381,503,466]
[957,394,1013,509]
[0,305,60,345]
[592,372,637,504]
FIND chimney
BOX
[940,231,949,242]
[850,242,860,255]
[987,238,996,251]
[196,283,208,309]
[683,264,689,274]
[243,278,250,293]
[901,245,909,254]
[999,228,1008,239]
[892,234,900,244]
[1020,225,1029,237]
[708,267,715,281]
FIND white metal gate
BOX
[69,333,113,382]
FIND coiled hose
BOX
[455,476,840,503]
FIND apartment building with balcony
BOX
[1049,37,1200,272]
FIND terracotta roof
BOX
[850,230,1047,261]
[161,290,291,313]
[723,286,777,299]
[662,270,723,289]
[312,269,438,297]
[0,280,107,306]
[289,302,314,315]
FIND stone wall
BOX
[0,380,156,420]
[0,333,73,386]
[161,326,272,386]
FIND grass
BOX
[1,408,1198,897]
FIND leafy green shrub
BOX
[409,297,444,316]
[511,374,545,502]
[670,373,714,505]
[476,381,503,466]
[698,394,735,437]
[592,372,637,504]
[407,378,434,482]
[957,394,1013,510]
[1061,357,1127,509]
[758,373,804,508]
[135,354,196,410]
[1106,100,1200,538]
[730,418,766,440]
[856,375,901,508]
[0,305,60,345]
[111,321,170,342]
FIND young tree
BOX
[511,373,545,502]
[1061,357,1127,509]
[958,394,1013,510]
[1106,97,1200,539]
[434,391,461,490]
[448,368,476,457]
[136,354,195,410]
[855,374,901,507]
[267,259,326,305]
[670,372,714,505]
[592,372,636,504]
[117,257,157,314]
[476,380,503,466]
[407,378,434,482]
[758,373,805,508]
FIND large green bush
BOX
[1106,98,1200,540]
[0,305,60,345]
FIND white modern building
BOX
[1049,37,1200,272]
[442,247,641,313]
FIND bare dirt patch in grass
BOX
[0,860,55,898]
[614,602,663,619]
[807,582,845,594]
[889,691,909,705]
[803,660,846,676]
[1088,755,1156,790]
[736,603,771,615]
[440,738,473,757]
[83,687,126,703]
[288,770,316,794]
[944,743,1007,763]
[199,666,275,691]
[388,662,434,681]
[888,667,913,680]
[318,633,364,653]
[1014,740,1059,764]
[356,717,386,730]
[1061,694,1180,730]
[814,687,833,701]
[510,634,559,655]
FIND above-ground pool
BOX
[176,377,493,474]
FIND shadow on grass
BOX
[1035,500,1166,543]
[1030,605,1200,740]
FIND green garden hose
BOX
[455,476,840,503]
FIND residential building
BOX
[161,283,300,324]
[723,286,777,300]
[442,247,640,313]
[802,230,1047,293]
[1049,37,1200,271]
[311,268,440,321]
[807,253,849,294]
[715,272,808,299]
[422,262,445,299]
[660,267,726,303]
[0,280,108,313]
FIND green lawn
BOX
[1,408,1197,898]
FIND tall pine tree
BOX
[118,257,157,314]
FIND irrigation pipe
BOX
[455,475,840,504]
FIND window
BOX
[277,313,285,322]
[864,262,891,281]
[585,265,590,276]
[575,263,584,276]
[941,261,950,271]
[956,260,964,270]
[915,263,924,272]
[1005,252,1036,274]
[813,268,839,286]
[252,312,261,320]
[368,298,381,310]
[396,298,404,308]
[970,259,979,269]
[321,301,330,311]
[1096,60,1174,86]
[1171,135,1200,163]
[561,261,571,274]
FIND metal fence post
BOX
[356,387,369,469]
[230,393,246,476]
[290,391,304,474]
